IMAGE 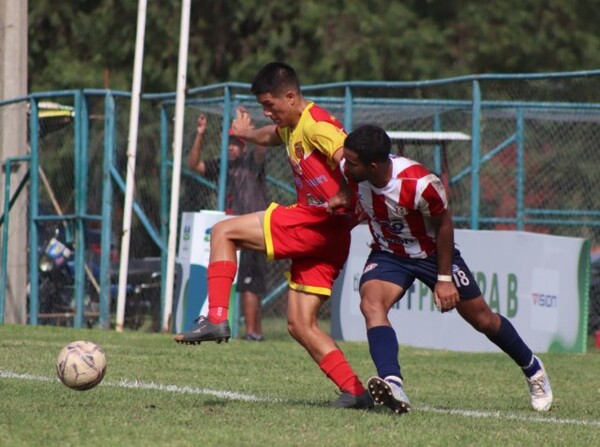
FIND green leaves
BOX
[28,0,600,93]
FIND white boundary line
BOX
[0,370,280,403]
[418,405,600,427]
[2,369,599,427]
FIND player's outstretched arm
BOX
[231,106,281,147]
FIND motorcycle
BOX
[34,225,161,330]
[35,226,84,325]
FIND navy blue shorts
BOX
[359,249,481,300]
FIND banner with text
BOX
[174,211,238,333]
[331,226,590,353]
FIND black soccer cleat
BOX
[331,390,374,409]
[173,316,231,345]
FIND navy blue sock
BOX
[485,314,540,377]
[521,355,541,378]
[367,325,402,380]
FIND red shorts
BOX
[263,203,353,296]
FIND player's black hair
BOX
[251,62,301,97]
[229,135,245,148]
[344,124,391,164]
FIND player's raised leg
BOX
[174,212,265,344]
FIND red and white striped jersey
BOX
[341,155,448,258]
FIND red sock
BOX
[207,260,237,323]
[319,349,366,395]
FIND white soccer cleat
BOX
[367,376,411,415]
[526,357,553,412]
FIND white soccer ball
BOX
[56,340,107,391]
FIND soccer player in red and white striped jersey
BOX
[330,124,553,415]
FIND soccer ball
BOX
[56,340,107,391]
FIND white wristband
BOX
[437,274,453,282]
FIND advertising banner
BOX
[331,225,590,353]
[174,211,238,333]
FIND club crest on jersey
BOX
[294,142,304,160]
[395,206,409,216]
[363,262,378,273]
[290,159,303,175]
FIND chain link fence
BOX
[2,72,600,334]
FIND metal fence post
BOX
[28,97,41,325]
[159,104,170,327]
[344,85,353,132]
[99,91,116,328]
[217,86,232,212]
[515,108,525,231]
[72,91,87,328]
[470,80,482,230]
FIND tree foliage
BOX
[28,0,600,93]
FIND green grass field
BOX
[1,319,599,447]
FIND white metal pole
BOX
[116,0,147,332]
[162,0,191,332]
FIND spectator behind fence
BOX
[187,112,269,341]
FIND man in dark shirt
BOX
[187,112,269,341]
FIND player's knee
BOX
[210,220,229,241]
[287,316,319,346]
[287,319,302,341]
[469,312,498,335]
[359,295,382,319]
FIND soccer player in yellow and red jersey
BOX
[174,62,372,409]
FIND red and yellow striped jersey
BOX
[276,102,346,207]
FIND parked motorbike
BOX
[35,226,84,325]
[36,226,102,327]
[33,226,161,329]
